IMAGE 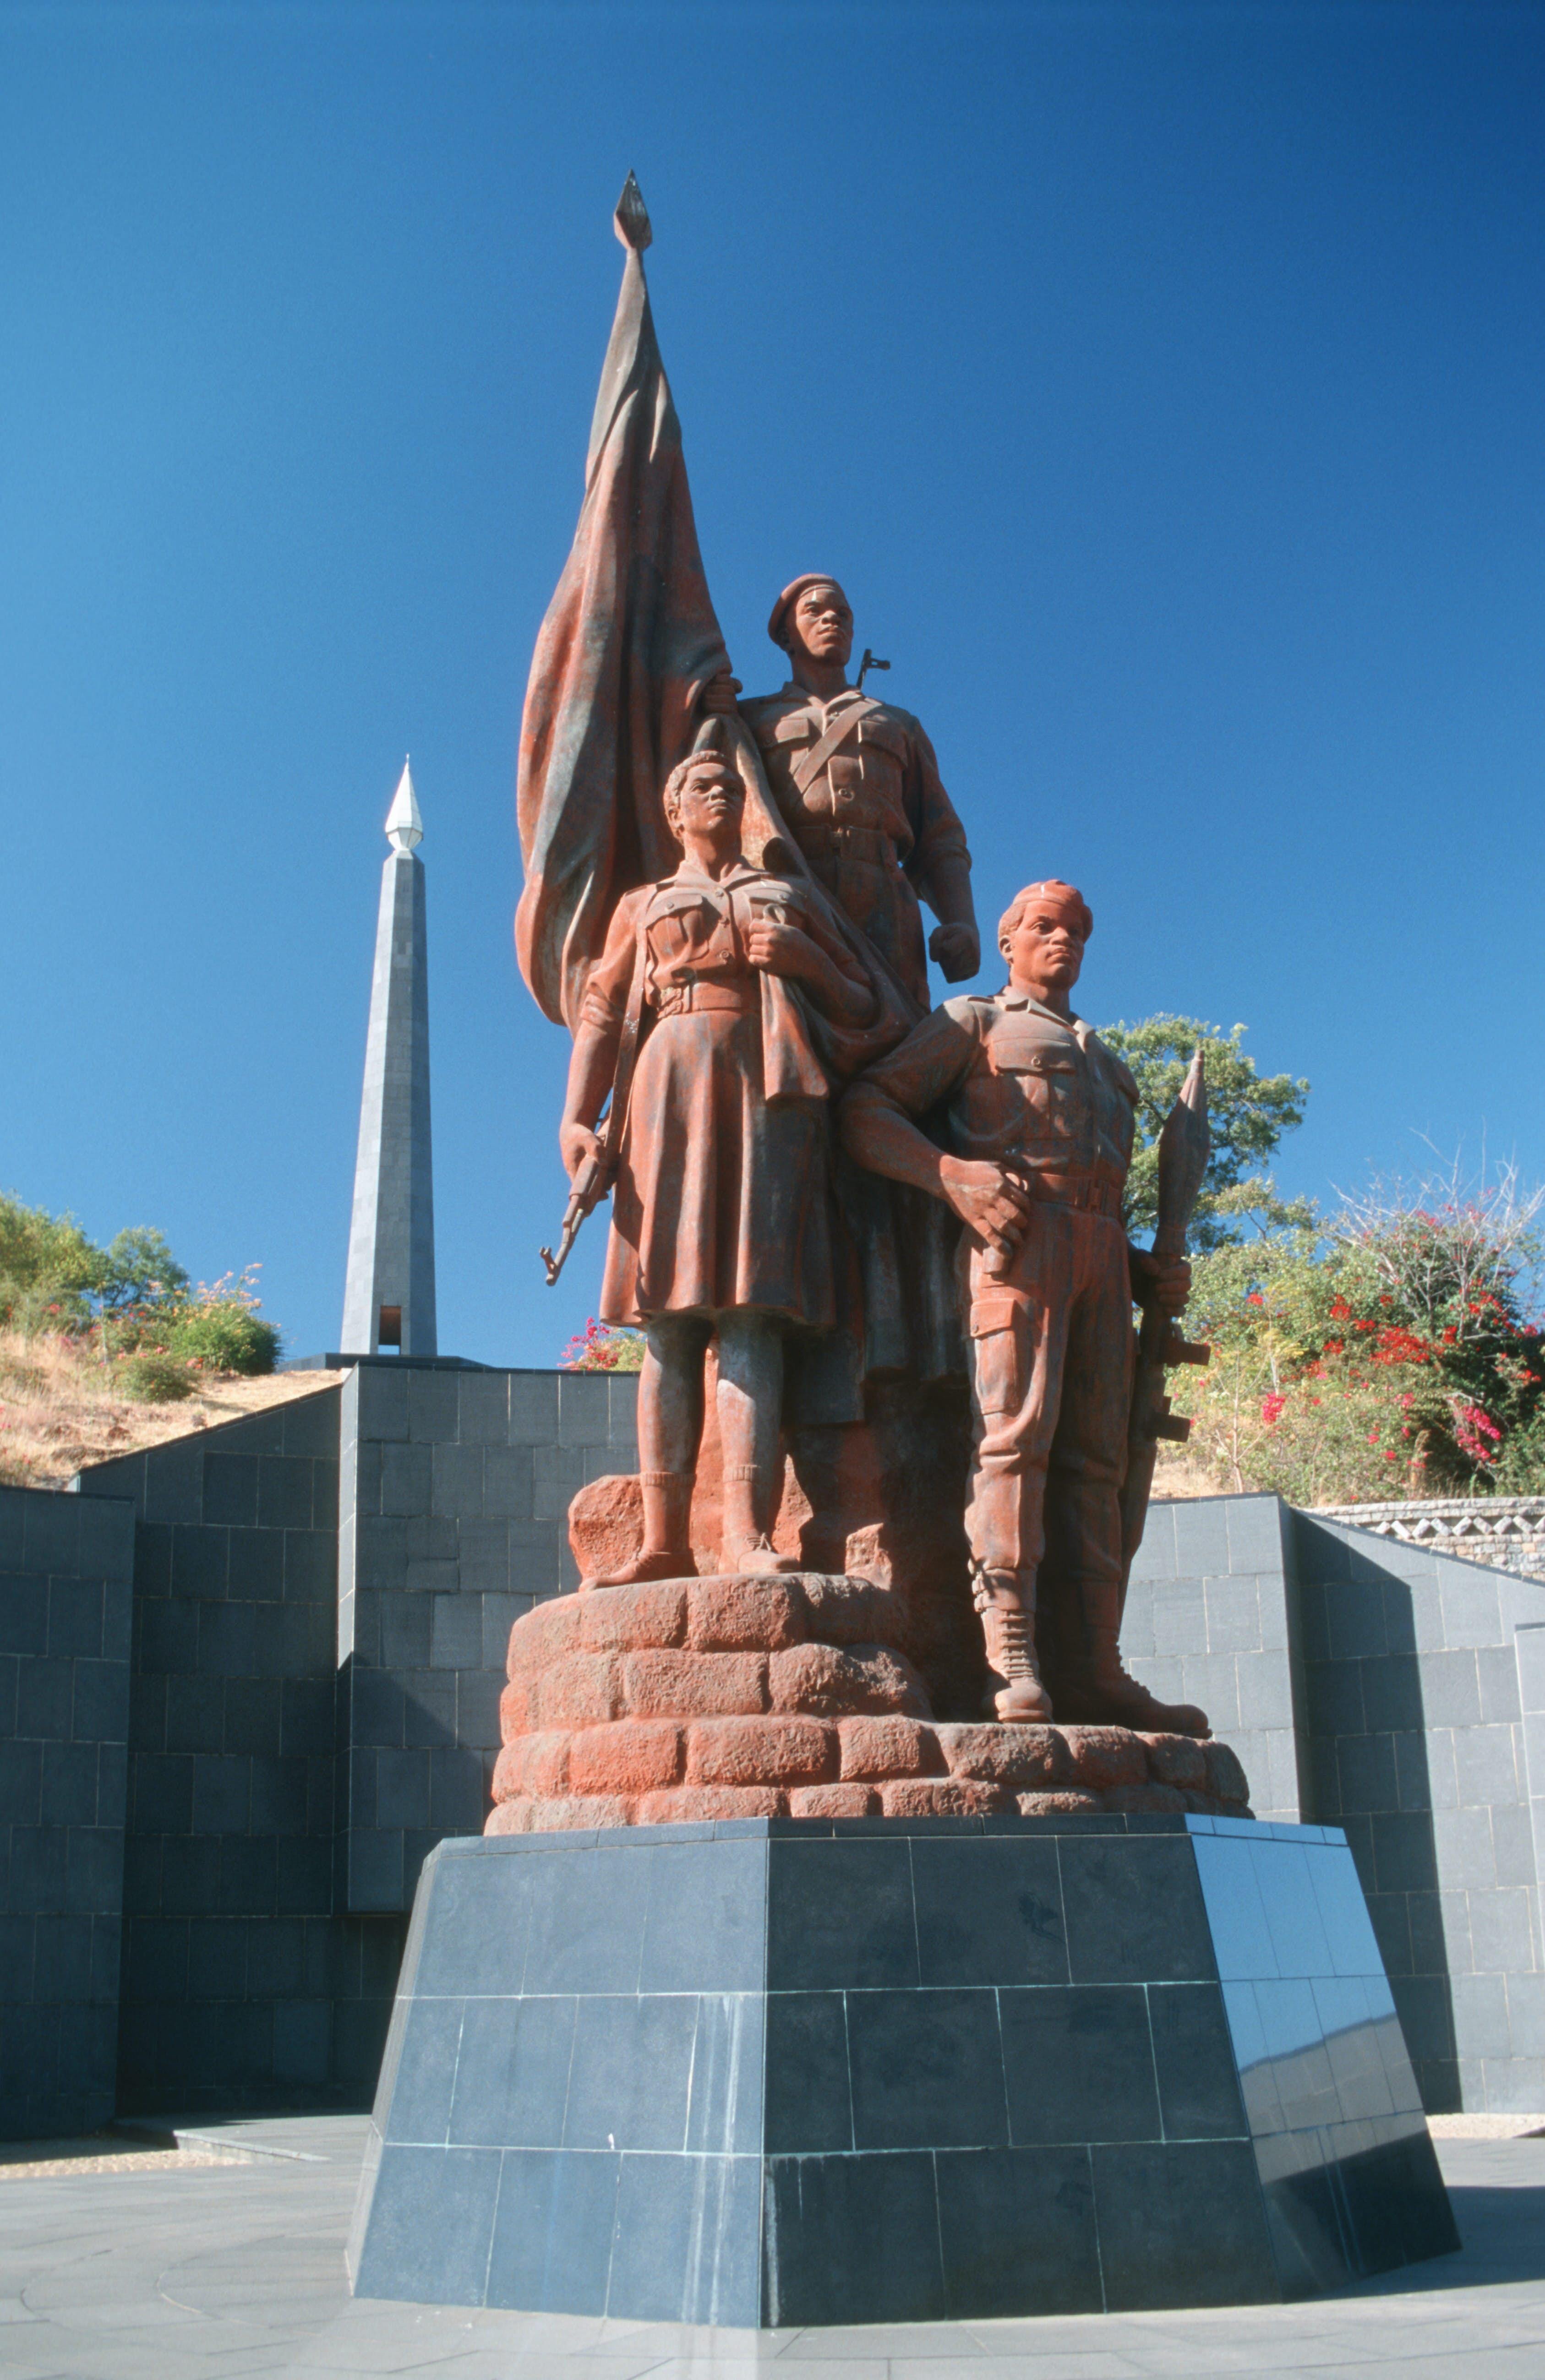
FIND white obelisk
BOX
[340,761,437,1355]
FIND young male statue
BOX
[840,878,1209,1735]
[559,749,874,1584]
[702,576,978,1013]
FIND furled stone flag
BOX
[515,174,732,1029]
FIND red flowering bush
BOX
[561,1318,645,1373]
[1170,1163,1545,1504]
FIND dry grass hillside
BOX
[0,1329,336,1489]
[0,1324,1233,1502]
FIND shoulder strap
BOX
[597,911,652,1167]
[787,697,884,796]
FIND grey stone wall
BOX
[0,1484,135,2137]
[337,1362,638,1913]
[1292,1514,1545,2115]
[1128,1490,1545,2114]
[1124,1493,1308,1825]
[76,1389,403,2115]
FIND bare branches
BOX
[1329,1150,1545,1343]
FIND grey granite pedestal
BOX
[347,1814,1458,2324]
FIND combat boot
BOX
[972,1564,1054,1722]
[585,1470,693,1589]
[722,1465,800,1575]
[1054,1578,1209,1736]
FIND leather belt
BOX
[1016,1168,1123,1220]
[653,978,758,1018]
[805,822,892,861]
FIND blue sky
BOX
[3,1,1541,1362]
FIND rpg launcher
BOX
[1117,1048,1212,1618]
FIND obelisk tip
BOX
[614,171,653,252]
[385,759,423,853]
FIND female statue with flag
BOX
[559,744,873,1580]
[515,176,955,1576]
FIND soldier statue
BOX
[558,748,874,1585]
[841,877,1209,1735]
[701,575,979,1012]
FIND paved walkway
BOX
[1,2117,1543,2378]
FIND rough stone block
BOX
[686,1579,807,1653]
[578,1582,688,1653]
[879,1778,1011,1817]
[507,1597,583,1678]
[636,1786,784,1822]
[568,1721,683,1797]
[686,1717,838,1788]
[566,1474,643,1580]
[935,1723,1071,1789]
[789,1783,879,1817]
[1204,1742,1250,1805]
[838,1716,942,1780]
[796,1574,903,1646]
[1019,1790,1104,1814]
[525,1794,633,1833]
[535,1655,624,1729]
[493,1729,570,1799]
[1058,1728,1147,1790]
[1141,1734,1208,1790]
[622,1650,767,1719]
[767,1642,927,1718]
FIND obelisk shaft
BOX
[341,771,437,1356]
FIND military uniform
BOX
[580,860,864,1329]
[842,987,1207,1732]
[739,684,970,1012]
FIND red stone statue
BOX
[701,577,978,1013]
[841,879,1210,1736]
[560,749,874,1581]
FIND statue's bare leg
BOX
[716,1312,799,1575]
[586,1314,706,1588]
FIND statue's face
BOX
[1003,901,1086,995]
[671,763,744,845]
[788,582,853,670]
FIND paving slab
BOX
[0,2121,1542,2376]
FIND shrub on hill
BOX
[118,1352,197,1405]
[0,1193,278,1372]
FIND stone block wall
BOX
[337,1362,638,1912]
[1124,1493,1308,1824]
[75,1388,403,2114]
[0,1484,135,2137]
[1129,1489,1545,2113]
[1292,1515,1545,2114]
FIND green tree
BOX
[0,1192,101,1329]
[1097,1017,1310,1249]
[98,1227,189,1314]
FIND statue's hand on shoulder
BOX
[929,921,980,982]
[939,1156,1033,1255]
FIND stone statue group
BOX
[516,185,1207,1739]
[552,574,1204,1739]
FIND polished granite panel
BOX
[1192,1823,1459,2292]
[352,1816,1459,2323]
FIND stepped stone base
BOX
[487,1572,1252,1832]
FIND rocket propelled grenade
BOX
[1118,1047,1213,1608]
